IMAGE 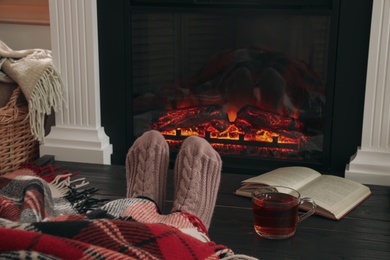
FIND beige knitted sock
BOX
[172,135,222,229]
[126,130,169,211]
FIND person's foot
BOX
[126,130,169,211]
[172,135,222,229]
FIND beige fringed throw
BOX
[0,40,65,143]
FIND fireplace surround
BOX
[42,0,390,185]
[96,0,372,176]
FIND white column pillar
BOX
[40,0,112,164]
[345,0,390,186]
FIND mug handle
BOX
[298,197,317,222]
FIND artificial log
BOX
[154,104,230,132]
[235,105,305,132]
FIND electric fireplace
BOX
[138,46,327,160]
[97,0,372,175]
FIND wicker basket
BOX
[0,86,39,175]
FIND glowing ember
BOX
[154,104,307,158]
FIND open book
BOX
[234,166,372,220]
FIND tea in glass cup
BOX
[251,186,316,239]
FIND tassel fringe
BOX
[19,162,107,213]
[27,66,66,143]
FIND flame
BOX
[290,110,300,119]
[226,107,238,122]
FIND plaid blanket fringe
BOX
[0,164,246,259]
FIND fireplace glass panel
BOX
[130,7,332,166]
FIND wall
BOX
[0,0,50,49]
[0,23,50,50]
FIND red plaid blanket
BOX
[0,167,250,259]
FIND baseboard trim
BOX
[345,148,390,186]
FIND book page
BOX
[242,166,321,190]
[298,175,371,217]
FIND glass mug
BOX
[251,186,316,239]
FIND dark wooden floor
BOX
[36,156,390,260]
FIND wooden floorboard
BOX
[36,156,390,260]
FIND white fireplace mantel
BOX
[345,0,390,186]
[40,0,112,164]
[42,0,390,185]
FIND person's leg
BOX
[126,130,169,211]
[172,135,222,229]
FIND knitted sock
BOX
[126,130,169,211]
[172,135,222,229]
